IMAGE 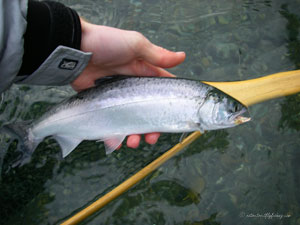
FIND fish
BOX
[5,76,250,160]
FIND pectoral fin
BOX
[179,132,189,143]
[102,135,126,154]
[187,121,204,133]
[54,135,82,158]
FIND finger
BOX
[140,44,186,68]
[144,132,160,145]
[155,67,176,78]
[116,144,122,150]
[135,61,176,77]
[127,134,141,148]
[117,60,177,78]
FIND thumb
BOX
[140,44,186,68]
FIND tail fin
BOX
[2,121,41,167]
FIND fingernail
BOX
[176,51,185,55]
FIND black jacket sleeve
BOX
[18,0,82,76]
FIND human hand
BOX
[72,19,186,149]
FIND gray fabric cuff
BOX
[15,45,92,85]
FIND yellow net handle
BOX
[203,69,300,106]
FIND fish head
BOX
[223,98,251,126]
[197,90,251,130]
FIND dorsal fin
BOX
[94,75,136,86]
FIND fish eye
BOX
[234,104,239,112]
[228,103,239,114]
[228,108,234,114]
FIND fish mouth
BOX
[234,108,251,125]
[234,115,251,125]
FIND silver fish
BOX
[7,76,250,159]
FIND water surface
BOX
[1,0,300,224]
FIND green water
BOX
[1,0,300,224]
